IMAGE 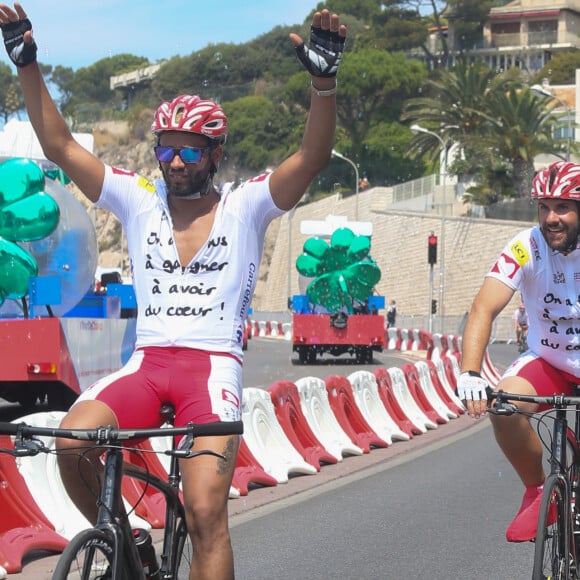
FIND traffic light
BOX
[428,234,438,265]
[431,299,437,314]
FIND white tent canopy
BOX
[0,118,93,160]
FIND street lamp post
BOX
[410,124,448,333]
[531,84,572,161]
[332,149,359,221]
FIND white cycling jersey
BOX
[487,225,580,378]
[96,165,284,360]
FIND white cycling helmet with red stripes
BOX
[151,95,227,144]
[531,161,580,200]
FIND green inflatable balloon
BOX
[17,177,98,317]
[0,158,45,206]
[347,235,371,262]
[297,227,382,313]
[342,262,381,301]
[0,157,98,317]
[351,261,381,287]
[320,246,346,271]
[295,253,320,278]
[303,236,329,260]
[306,273,350,313]
[330,227,355,250]
[0,237,38,304]
[0,191,60,241]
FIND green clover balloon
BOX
[0,158,60,304]
[295,227,381,313]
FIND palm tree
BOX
[403,61,563,200]
[481,86,561,198]
[401,60,503,169]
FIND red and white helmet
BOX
[151,95,227,143]
[531,161,580,200]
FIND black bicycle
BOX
[0,407,243,580]
[488,388,580,580]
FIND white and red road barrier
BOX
[0,329,503,575]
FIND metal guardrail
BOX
[391,174,436,204]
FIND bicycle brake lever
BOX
[487,403,518,416]
[176,449,226,460]
[485,387,516,415]
[12,436,47,456]
[174,433,227,460]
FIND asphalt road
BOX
[230,339,535,580]
[230,420,533,579]
[241,335,442,390]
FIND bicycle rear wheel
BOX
[52,528,131,580]
[532,475,573,580]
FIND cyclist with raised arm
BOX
[0,3,347,578]
[457,161,580,543]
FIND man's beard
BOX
[540,222,580,254]
[164,167,211,199]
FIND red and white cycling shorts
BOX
[74,346,242,428]
[502,352,580,411]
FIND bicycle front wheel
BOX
[52,528,130,580]
[532,475,573,580]
[172,517,193,579]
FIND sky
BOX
[0,0,321,70]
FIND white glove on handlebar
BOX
[457,372,488,401]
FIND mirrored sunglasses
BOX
[154,146,209,164]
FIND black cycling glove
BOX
[1,18,37,67]
[294,25,345,78]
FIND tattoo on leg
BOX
[217,436,236,475]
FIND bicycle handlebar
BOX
[0,420,244,444]
[487,387,580,415]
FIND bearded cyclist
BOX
[458,161,580,543]
[0,3,347,578]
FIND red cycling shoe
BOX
[506,485,556,542]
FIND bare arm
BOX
[0,2,105,202]
[269,9,347,211]
[461,277,515,374]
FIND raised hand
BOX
[290,9,347,78]
[0,2,37,67]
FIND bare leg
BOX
[180,434,240,580]
[56,400,118,524]
[489,376,544,487]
